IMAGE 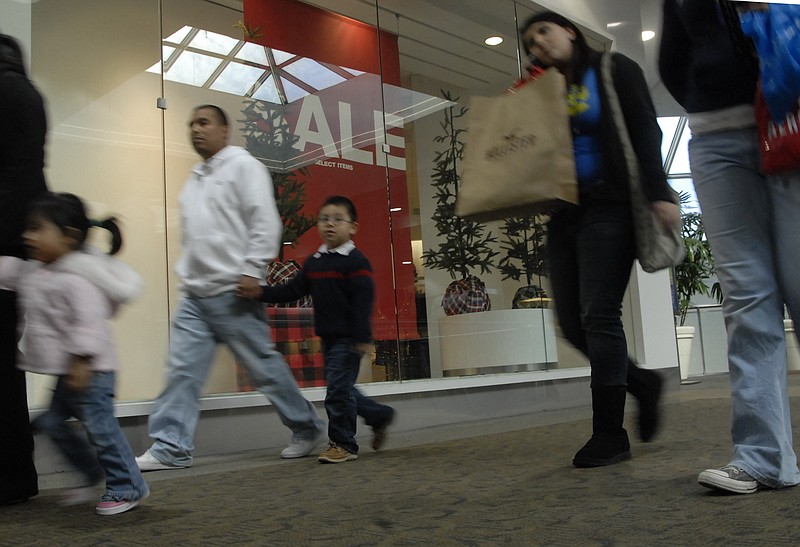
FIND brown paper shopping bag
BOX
[456,68,578,222]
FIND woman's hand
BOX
[66,356,92,392]
[650,200,681,234]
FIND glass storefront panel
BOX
[5,0,677,408]
[159,0,396,394]
[375,1,563,379]
[20,0,167,405]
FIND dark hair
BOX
[519,11,596,84]
[194,104,228,126]
[28,192,123,255]
[321,195,357,222]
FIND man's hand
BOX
[66,356,92,392]
[236,275,262,299]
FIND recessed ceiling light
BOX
[642,30,656,42]
[390,207,402,212]
[607,22,622,28]
[484,36,503,46]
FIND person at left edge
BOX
[136,105,325,471]
[0,33,47,506]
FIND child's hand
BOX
[66,356,92,392]
[236,275,262,300]
[355,342,374,356]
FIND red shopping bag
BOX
[755,85,800,174]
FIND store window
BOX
[4,0,676,408]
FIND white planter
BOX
[439,309,558,376]
[676,325,696,381]
[785,320,800,372]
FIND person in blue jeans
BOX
[136,105,324,472]
[660,0,800,494]
[240,195,395,463]
[0,193,149,515]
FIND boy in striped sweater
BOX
[241,195,394,463]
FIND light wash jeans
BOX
[34,372,149,501]
[689,126,800,488]
[147,292,324,466]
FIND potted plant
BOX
[497,215,549,308]
[422,91,498,315]
[672,191,722,380]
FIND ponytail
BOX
[91,217,123,255]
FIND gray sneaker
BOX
[698,465,758,494]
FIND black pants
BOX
[547,197,636,388]
[0,290,38,502]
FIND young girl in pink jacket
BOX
[0,192,149,515]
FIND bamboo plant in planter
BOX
[422,91,498,315]
[672,191,722,380]
[498,215,549,309]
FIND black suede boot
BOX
[573,386,631,468]
[627,362,663,442]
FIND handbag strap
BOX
[599,53,647,206]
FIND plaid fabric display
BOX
[236,307,325,391]
[441,275,491,316]
[265,260,312,308]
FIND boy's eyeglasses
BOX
[317,216,352,226]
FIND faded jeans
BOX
[147,292,323,466]
[34,372,148,501]
[689,126,800,488]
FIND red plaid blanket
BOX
[236,307,325,390]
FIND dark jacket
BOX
[587,52,674,204]
[658,0,759,113]
[0,35,48,258]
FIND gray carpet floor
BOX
[3,374,800,546]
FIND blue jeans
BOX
[147,292,324,466]
[547,196,636,387]
[689,127,800,488]
[323,338,394,454]
[34,372,148,501]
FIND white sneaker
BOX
[135,450,187,471]
[280,430,324,459]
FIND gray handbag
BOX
[600,53,685,273]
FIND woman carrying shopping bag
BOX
[519,12,681,467]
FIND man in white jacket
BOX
[136,105,324,471]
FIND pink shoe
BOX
[95,489,149,516]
